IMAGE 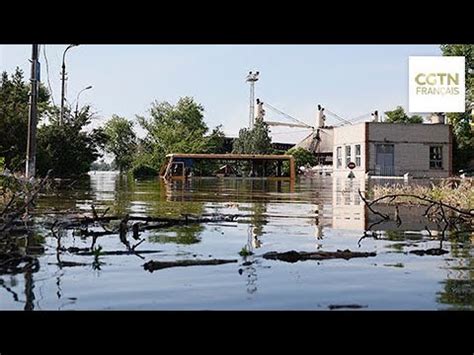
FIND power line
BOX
[347,112,372,123]
[324,108,353,125]
[42,45,55,106]
[264,102,312,128]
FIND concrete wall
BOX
[332,122,452,178]
[333,123,367,179]
[367,123,451,178]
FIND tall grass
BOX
[371,179,474,210]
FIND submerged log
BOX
[76,249,161,256]
[328,304,368,310]
[262,249,376,263]
[143,258,238,272]
[48,260,90,267]
[409,248,449,256]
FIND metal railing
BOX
[374,165,396,176]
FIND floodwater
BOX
[0,172,472,310]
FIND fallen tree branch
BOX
[361,191,473,217]
[143,258,238,272]
[358,190,389,220]
[262,249,376,263]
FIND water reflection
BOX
[0,172,472,310]
[332,176,367,230]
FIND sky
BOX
[0,44,442,143]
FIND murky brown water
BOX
[0,172,472,310]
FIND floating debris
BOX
[143,258,238,272]
[409,248,449,256]
[262,249,376,263]
[328,304,368,310]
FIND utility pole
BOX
[60,44,79,124]
[246,71,259,129]
[25,44,39,179]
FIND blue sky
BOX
[0,45,442,143]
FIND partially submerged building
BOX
[332,121,453,178]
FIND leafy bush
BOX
[36,106,106,178]
[131,163,158,178]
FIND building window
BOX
[345,145,351,167]
[430,146,443,169]
[336,146,342,168]
[355,144,361,167]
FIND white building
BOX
[332,122,453,178]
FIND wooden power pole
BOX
[25,44,39,179]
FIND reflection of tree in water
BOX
[248,201,267,248]
[37,175,93,213]
[24,268,35,311]
[0,276,20,302]
[112,174,135,215]
[437,232,474,309]
[0,234,41,310]
[438,279,474,309]
[148,224,205,245]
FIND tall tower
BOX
[246,71,259,129]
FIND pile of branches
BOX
[358,186,473,229]
[48,205,240,254]
[0,171,51,238]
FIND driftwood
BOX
[409,248,449,256]
[48,260,90,267]
[75,249,161,256]
[143,258,238,272]
[262,249,376,263]
[328,304,368,310]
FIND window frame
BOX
[429,145,443,170]
[355,144,361,167]
[345,145,351,167]
[336,146,342,168]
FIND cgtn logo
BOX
[409,56,465,113]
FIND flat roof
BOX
[335,122,449,127]
[166,153,293,160]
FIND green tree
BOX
[286,147,316,170]
[231,120,273,177]
[134,97,224,176]
[103,115,137,172]
[0,68,51,171]
[440,44,474,170]
[36,106,106,177]
[384,106,423,123]
[206,125,226,154]
[232,120,272,154]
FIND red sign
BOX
[347,162,356,170]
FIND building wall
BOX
[367,123,451,178]
[332,122,452,178]
[333,123,367,179]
